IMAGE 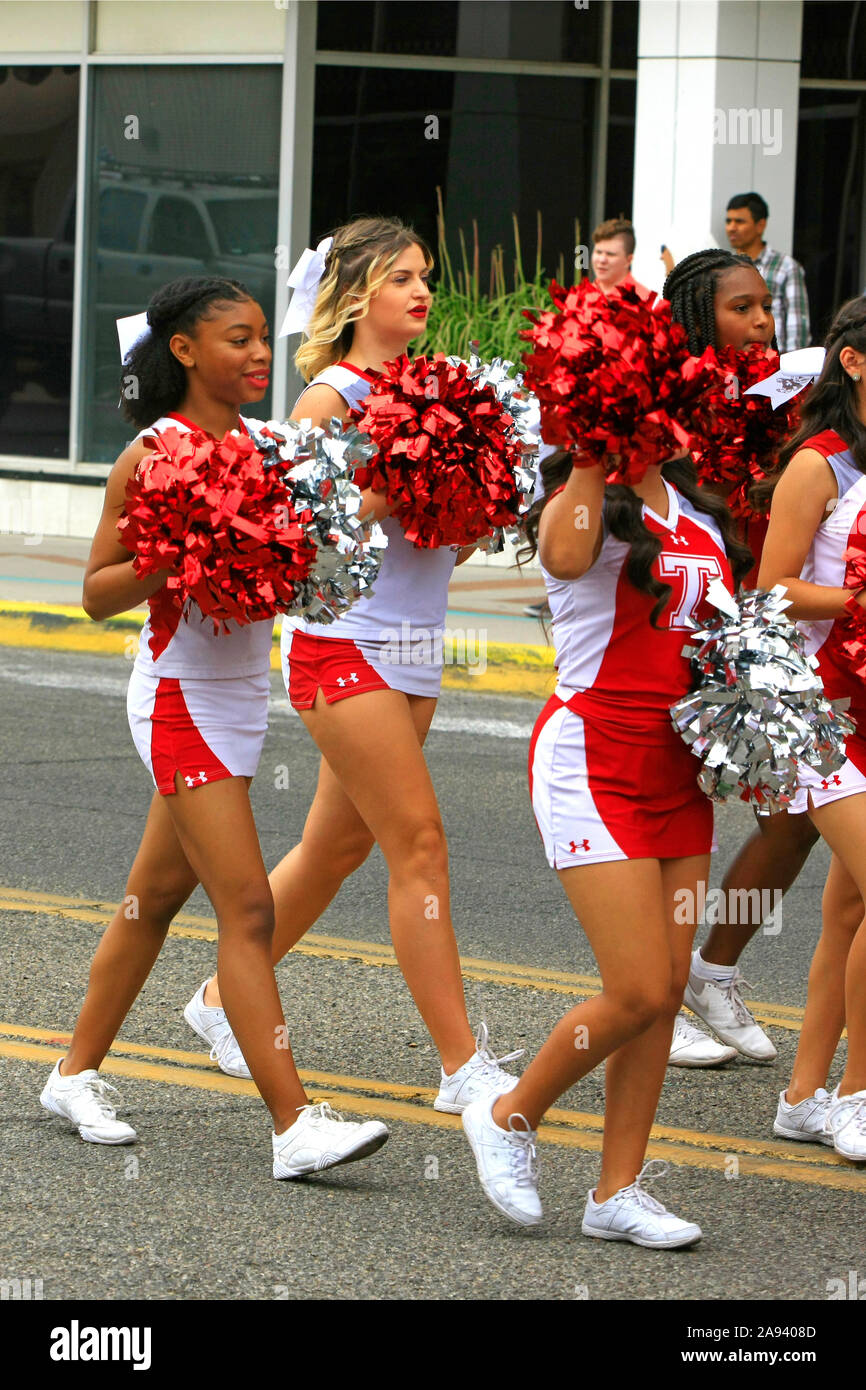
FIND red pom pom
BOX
[683,345,797,519]
[350,355,528,547]
[520,280,706,484]
[118,427,317,640]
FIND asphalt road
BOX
[0,645,862,1304]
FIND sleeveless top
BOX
[542,479,733,738]
[292,362,458,667]
[130,412,275,679]
[794,429,866,751]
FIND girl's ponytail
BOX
[751,297,866,509]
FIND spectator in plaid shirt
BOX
[725,191,810,351]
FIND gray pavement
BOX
[0,645,862,1304]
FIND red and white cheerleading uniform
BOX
[125,413,274,795]
[282,362,458,707]
[529,478,733,868]
[781,430,866,813]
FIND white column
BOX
[273,0,317,419]
[630,0,803,294]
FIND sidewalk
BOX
[0,535,555,698]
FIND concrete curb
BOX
[0,602,556,700]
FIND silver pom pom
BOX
[670,581,855,812]
[245,416,387,624]
[447,344,541,553]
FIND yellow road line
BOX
[7,1034,866,1193]
[0,885,816,1032]
[0,605,555,693]
[0,1020,849,1166]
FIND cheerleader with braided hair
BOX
[40,275,390,1178]
[661,256,863,1071]
[663,248,776,355]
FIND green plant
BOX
[417,188,577,364]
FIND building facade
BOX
[0,0,864,534]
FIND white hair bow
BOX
[117,311,150,363]
[744,347,826,410]
[278,237,334,339]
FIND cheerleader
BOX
[194,218,521,1112]
[662,252,863,1068]
[755,298,866,1157]
[461,436,752,1242]
[40,276,388,1177]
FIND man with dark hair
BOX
[725,191,810,350]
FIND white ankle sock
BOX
[692,949,736,984]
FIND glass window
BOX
[98,188,146,253]
[603,79,636,229]
[794,89,866,339]
[0,66,79,459]
[312,65,594,289]
[316,1,602,64]
[207,195,280,256]
[801,1,866,83]
[609,0,638,70]
[146,196,210,258]
[82,66,281,464]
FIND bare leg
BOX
[787,853,862,1102]
[205,694,436,1004]
[492,859,671,1131]
[805,794,866,1098]
[163,774,308,1132]
[63,792,199,1075]
[493,854,706,1199]
[701,809,818,967]
[596,856,706,1199]
[280,688,476,1073]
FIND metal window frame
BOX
[2,0,642,474]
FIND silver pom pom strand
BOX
[245,416,387,624]
[447,344,541,553]
[670,581,855,813]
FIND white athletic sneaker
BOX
[773,1087,834,1145]
[581,1160,701,1249]
[823,1086,866,1160]
[40,1062,137,1144]
[434,1021,523,1114]
[272,1101,389,1179]
[462,1094,542,1226]
[668,1013,737,1068]
[183,981,251,1080]
[683,964,777,1061]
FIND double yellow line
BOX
[4,1021,865,1192]
[0,885,812,1032]
[2,884,863,1192]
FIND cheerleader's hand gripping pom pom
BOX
[348,351,540,548]
[520,279,713,484]
[670,580,854,812]
[119,423,387,640]
[245,416,387,624]
[118,427,318,634]
[683,344,799,520]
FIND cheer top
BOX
[542,478,733,737]
[794,429,866,755]
[293,362,458,665]
[130,413,275,680]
